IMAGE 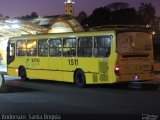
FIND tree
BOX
[85,7,110,27]
[30,12,38,18]
[106,2,129,11]
[110,8,138,24]
[17,12,39,20]
[137,2,156,24]
[76,11,87,24]
[80,2,156,27]
[83,2,138,27]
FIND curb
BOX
[128,81,159,90]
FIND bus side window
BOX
[17,40,26,56]
[63,38,76,57]
[94,36,111,57]
[77,37,92,57]
[38,39,48,57]
[26,40,37,56]
[49,39,62,57]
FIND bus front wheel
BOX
[19,67,28,81]
[74,69,86,87]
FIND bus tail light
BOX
[114,67,120,76]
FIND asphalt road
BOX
[0,75,160,120]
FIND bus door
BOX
[7,41,15,65]
[116,32,153,81]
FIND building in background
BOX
[64,0,75,16]
[0,14,84,67]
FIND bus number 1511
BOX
[68,59,78,66]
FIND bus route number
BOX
[68,59,78,66]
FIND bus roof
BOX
[9,27,151,41]
[9,30,115,40]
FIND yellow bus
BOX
[7,28,154,87]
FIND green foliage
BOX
[80,2,156,27]
[17,12,39,20]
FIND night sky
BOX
[0,0,159,17]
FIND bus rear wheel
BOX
[74,69,86,87]
[19,67,28,81]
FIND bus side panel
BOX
[62,57,77,82]
[7,67,18,77]
[62,57,113,84]
[8,56,27,77]
[27,69,38,79]
[48,57,63,81]
[110,34,118,84]
[36,57,49,80]
[112,53,118,83]
[38,70,49,80]
[25,57,41,79]
[62,71,74,82]
[84,58,113,84]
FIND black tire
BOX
[19,67,28,81]
[0,74,5,88]
[74,69,86,87]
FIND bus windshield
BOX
[117,32,152,54]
